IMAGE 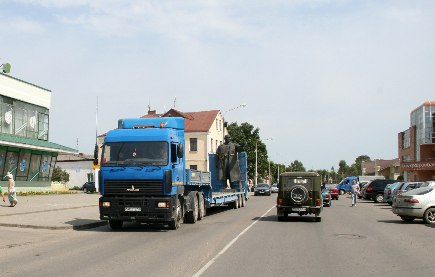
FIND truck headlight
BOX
[101,201,111,207]
[156,201,170,208]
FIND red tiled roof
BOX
[163,109,220,132]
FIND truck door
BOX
[171,143,185,190]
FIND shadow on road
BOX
[253,215,319,223]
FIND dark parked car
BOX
[82,181,96,193]
[254,183,271,196]
[362,179,397,203]
[276,172,323,222]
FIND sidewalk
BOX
[0,193,107,230]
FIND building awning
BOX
[0,133,77,154]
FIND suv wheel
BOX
[374,194,383,203]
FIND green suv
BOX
[276,172,323,222]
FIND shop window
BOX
[39,155,52,180]
[29,154,41,181]
[16,151,31,181]
[0,149,6,177]
[1,103,13,134]
[5,151,18,178]
[190,165,198,170]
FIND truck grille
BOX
[103,180,163,196]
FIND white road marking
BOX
[192,205,275,277]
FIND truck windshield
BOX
[101,141,168,166]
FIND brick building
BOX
[398,101,435,181]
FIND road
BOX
[0,194,434,277]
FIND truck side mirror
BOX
[93,144,99,165]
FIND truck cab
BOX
[98,117,186,230]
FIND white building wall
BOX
[0,73,51,109]
[56,161,93,188]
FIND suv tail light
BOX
[366,187,373,192]
[315,199,321,206]
[404,198,419,203]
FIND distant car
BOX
[271,183,279,193]
[321,188,332,207]
[392,186,435,224]
[325,184,339,200]
[255,184,271,196]
[82,182,96,193]
[383,182,402,206]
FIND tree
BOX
[286,160,306,172]
[338,160,349,180]
[227,122,269,182]
[51,167,70,183]
[354,155,371,175]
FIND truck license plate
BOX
[292,207,306,212]
[125,207,141,212]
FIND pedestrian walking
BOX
[350,179,360,207]
[6,172,17,207]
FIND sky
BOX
[1,0,434,170]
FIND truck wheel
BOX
[109,220,123,230]
[185,194,198,224]
[169,204,182,230]
[339,190,345,195]
[198,193,205,221]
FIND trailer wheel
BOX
[198,193,205,220]
[109,219,123,230]
[185,194,198,224]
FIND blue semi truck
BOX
[95,117,248,230]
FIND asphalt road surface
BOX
[1,194,434,277]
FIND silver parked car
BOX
[392,186,435,224]
[391,182,423,203]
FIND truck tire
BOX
[339,190,345,195]
[109,219,123,230]
[185,194,198,224]
[198,193,205,221]
[169,203,182,230]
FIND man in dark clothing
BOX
[216,135,242,189]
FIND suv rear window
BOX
[284,178,313,191]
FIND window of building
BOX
[215,140,218,151]
[39,155,52,180]
[190,138,197,152]
[5,151,19,178]
[27,110,38,139]
[190,165,198,170]
[211,138,214,153]
[1,103,14,134]
[38,113,49,140]
[29,154,42,181]
[16,150,31,181]
[0,149,6,176]
[402,130,410,149]
[216,119,218,130]
[14,107,27,137]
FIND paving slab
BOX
[0,193,107,230]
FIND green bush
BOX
[51,167,70,183]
